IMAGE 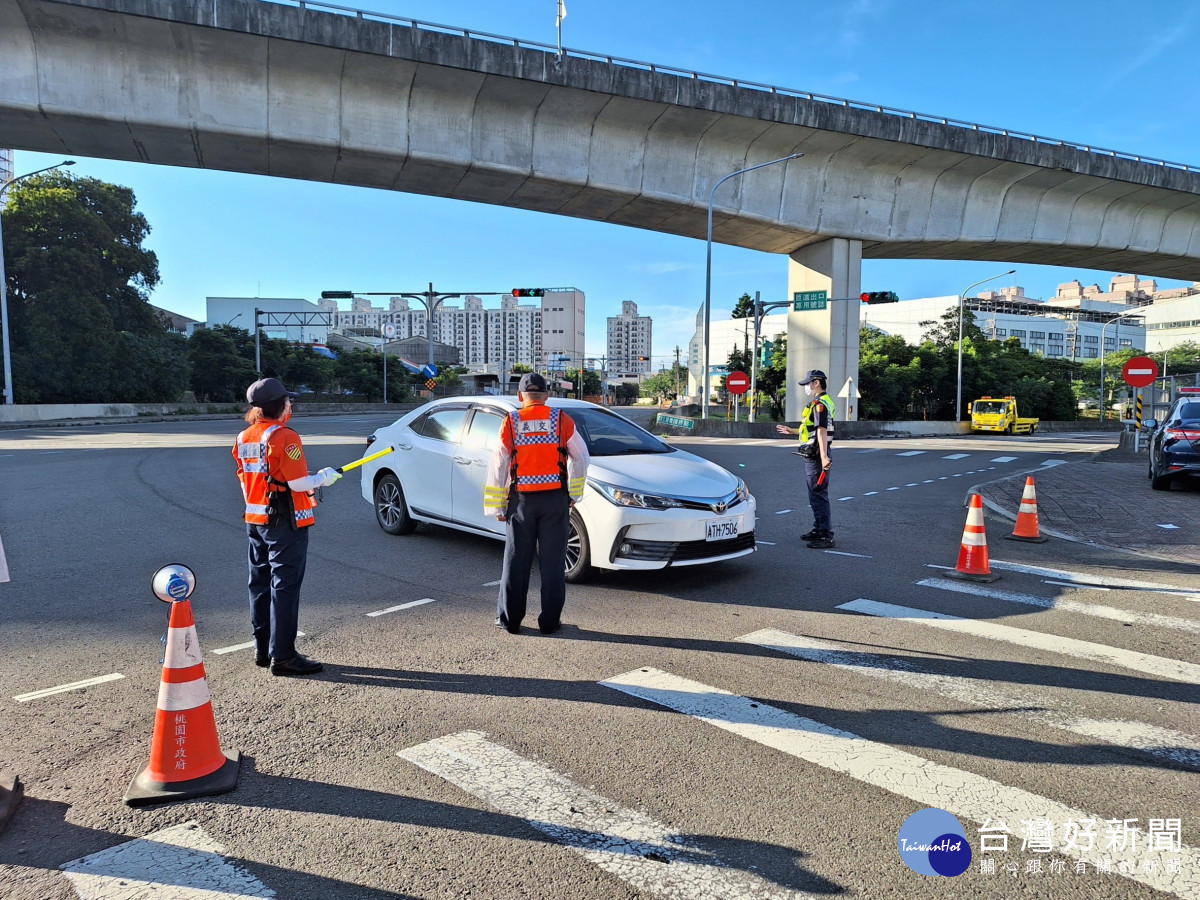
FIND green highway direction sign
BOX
[657,414,696,430]
[793,290,828,311]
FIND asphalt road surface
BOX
[0,414,1196,899]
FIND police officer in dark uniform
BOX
[776,370,835,549]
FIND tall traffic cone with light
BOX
[125,565,240,806]
[1005,476,1048,543]
[947,493,1000,582]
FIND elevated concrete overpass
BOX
[4,0,1200,417]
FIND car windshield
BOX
[565,407,674,457]
[974,401,1007,415]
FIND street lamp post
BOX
[1098,310,1144,420]
[956,269,1015,422]
[702,153,802,419]
[0,160,75,404]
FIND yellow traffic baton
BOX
[335,445,395,475]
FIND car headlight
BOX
[735,477,750,504]
[592,480,686,510]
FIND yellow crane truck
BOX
[969,396,1039,434]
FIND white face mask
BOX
[804,384,815,397]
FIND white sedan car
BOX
[359,396,756,581]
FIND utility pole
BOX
[673,345,681,401]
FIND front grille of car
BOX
[613,531,757,563]
[675,493,744,513]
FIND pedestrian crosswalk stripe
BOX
[984,560,1200,601]
[600,667,1200,898]
[61,822,273,899]
[738,629,1200,770]
[942,453,970,459]
[896,450,925,456]
[991,456,1018,462]
[0,533,8,583]
[839,599,1200,685]
[399,731,810,900]
[917,577,1200,635]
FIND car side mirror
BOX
[1143,419,1157,430]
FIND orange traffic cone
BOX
[124,596,239,806]
[1005,476,1049,543]
[947,493,1000,582]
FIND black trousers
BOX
[247,518,309,661]
[497,489,570,630]
[804,456,831,533]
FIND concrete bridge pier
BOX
[786,239,862,422]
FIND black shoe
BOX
[800,528,821,541]
[538,621,562,635]
[806,534,835,549]
[495,617,521,634]
[255,650,270,668]
[270,653,323,677]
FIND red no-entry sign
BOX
[726,371,750,395]
[1122,356,1159,388]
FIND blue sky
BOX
[14,0,1200,362]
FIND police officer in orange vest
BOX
[234,378,341,676]
[484,373,589,634]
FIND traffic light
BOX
[321,290,355,299]
[511,288,545,297]
[637,356,649,361]
[760,339,774,367]
[860,291,899,304]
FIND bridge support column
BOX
[786,239,862,422]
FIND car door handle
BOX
[453,456,472,466]
[395,442,412,451]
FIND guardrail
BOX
[268,0,1200,175]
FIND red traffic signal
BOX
[512,288,545,297]
[861,291,899,304]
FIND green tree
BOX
[731,293,755,319]
[2,172,186,402]
[756,336,788,420]
[565,367,602,396]
[186,326,257,402]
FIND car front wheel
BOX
[565,509,591,583]
[375,472,417,534]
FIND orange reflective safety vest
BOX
[233,422,316,528]
[506,406,572,493]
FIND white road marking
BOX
[886,486,900,491]
[61,821,274,899]
[1040,459,1067,467]
[856,448,880,453]
[905,483,918,486]
[942,453,970,459]
[600,667,1200,898]
[937,476,948,480]
[837,496,854,501]
[367,597,437,617]
[211,632,306,656]
[922,479,934,483]
[739,629,1200,770]
[0,533,8,583]
[14,673,124,703]
[896,450,925,456]
[399,731,811,900]
[839,599,1200,685]
[917,578,1200,635]
[774,509,793,515]
[1043,579,1110,591]
[985,560,1200,600]
[951,473,963,477]
[863,491,879,496]
[1159,523,1182,530]
[824,550,871,558]
[991,456,1018,462]
[757,540,777,546]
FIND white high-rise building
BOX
[607,301,653,375]
[318,288,585,371]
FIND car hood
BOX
[588,449,739,499]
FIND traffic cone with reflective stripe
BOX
[124,597,239,806]
[947,493,1000,582]
[1005,476,1049,542]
